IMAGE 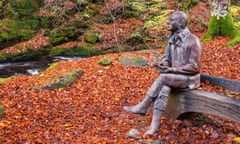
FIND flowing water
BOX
[0,56,82,78]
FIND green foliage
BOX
[227,36,240,47]
[119,55,148,66]
[49,27,77,45]
[50,45,97,57]
[205,14,240,47]
[0,19,18,42]
[127,0,168,20]
[84,3,101,17]
[230,6,240,29]
[47,63,59,70]
[0,0,42,47]
[11,0,40,19]
[0,106,4,116]
[0,77,12,83]
[98,58,112,66]
[0,53,7,62]
[48,18,90,45]
[128,2,146,14]
[84,33,100,44]
[77,0,89,5]
[144,10,173,29]
[42,69,83,90]
[175,0,200,11]
[131,30,141,38]
[3,3,15,18]
[0,18,38,45]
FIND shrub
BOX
[98,58,112,66]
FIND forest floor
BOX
[0,1,240,143]
[0,36,239,143]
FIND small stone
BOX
[126,128,140,139]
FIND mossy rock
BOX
[48,19,89,45]
[98,58,112,66]
[50,45,98,57]
[0,19,39,49]
[41,69,83,90]
[0,0,42,48]
[84,33,100,44]
[119,55,148,66]
[0,106,3,116]
[3,47,50,62]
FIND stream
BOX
[0,56,82,78]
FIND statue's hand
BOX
[159,66,176,73]
[159,66,169,73]
[153,61,166,68]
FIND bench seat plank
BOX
[163,89,240,122]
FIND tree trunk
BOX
[205,0,240,47]
[211,0,229,19]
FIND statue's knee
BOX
[160,86,171,96]
[153,86,170,110]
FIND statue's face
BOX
[167,14,180,32]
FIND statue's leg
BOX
[143,73,189,136]
[144,85,170,136]
[123,75,164,115]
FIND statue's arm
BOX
[170,37,202,75]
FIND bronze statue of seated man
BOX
[123,11,202,136]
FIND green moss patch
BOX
[0,106,4,116]
[98,58,112,66]
[119,55,148,66]
[84,33,100,44]
[205,14,240,47]
[3,47,50,62]
[50,45,97,57]
[0,53,7,62]
[0,77,12,83]
[47,18,91,46]
[36,69,83,90]
[47,63,59,70]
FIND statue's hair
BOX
[173,11,188,29]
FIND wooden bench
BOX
[163,74,240,122]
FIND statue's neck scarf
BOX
[168,28,190,47]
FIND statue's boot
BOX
[143,109,163,137]
[123,95,153,115]
[144,86,171,137]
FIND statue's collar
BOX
[168,28,190,45]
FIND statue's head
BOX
[167,11,188,32]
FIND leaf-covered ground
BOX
[0,37,239,143]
